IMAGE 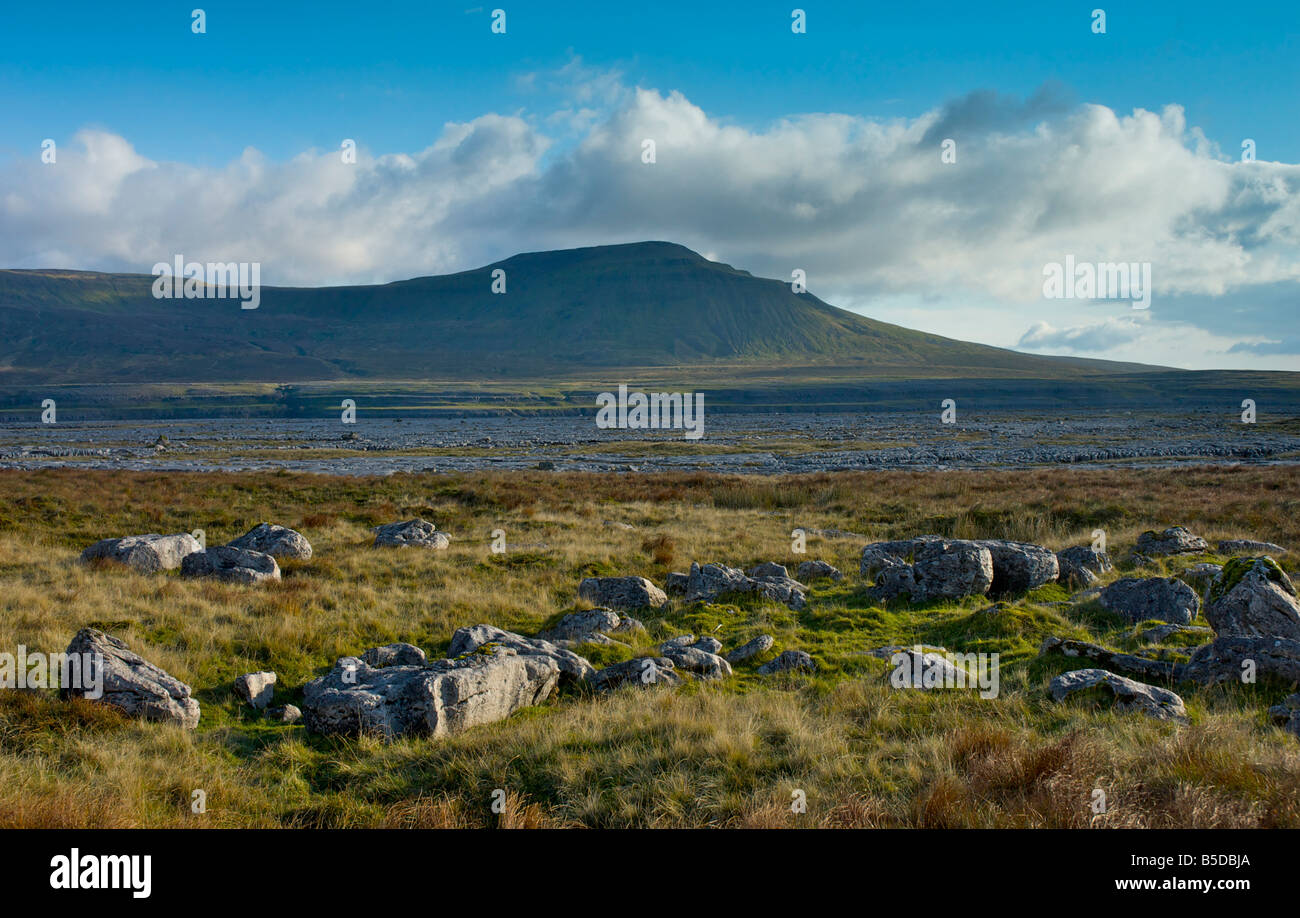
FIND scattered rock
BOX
[234,671,276,709]
[881,647,973,689]
[611,617,646,636]
[1176,563,1222,594]
[796,560,843,582]
[577,576,667,611]
[266,704,301,724]
[975,540,1059,594]
[1098,577,1199,625]
[1049,668,1187,721]
[860,547,908,580]
[756,650,816,675]
[1056,546,1113,588]
[1267,693,1300,739]
[590,657,681,691]
[80,533,201,573]
[537,608,643,647]
[664,572,689,595]
[691,636,723,654]
[748,562,789,579]
[362,642,428,668]
[1219,539,1288,555]
[1135,526,1208,556]
[1039,636,1180,682]
[448,624,595,683]
[866,644,950,660]
[181,546,281,585]
[373,519,451,549]
[658,640,733,679]
[725,634,775,664]
[1204,557,1300,641]
[301,647,560,738]
[63,629,199,729]
[871,540,994,603]
[226,522,313,561]
[1182,636,1300,685]
[684,562,807,610]
[858,537,939,579]
[799,525,869,540]
[602,520,636,531]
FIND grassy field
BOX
[1,465,1298,828]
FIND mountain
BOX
[0,241,1155,385]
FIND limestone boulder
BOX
[63,628,199,729]
[227,522,313,561]
[80,533,201,573]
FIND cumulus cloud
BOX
[1018,317,1149,352]
[2,72,1298,367]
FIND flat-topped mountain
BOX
[0,241,1152,384]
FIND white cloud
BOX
[2,73,1298,368]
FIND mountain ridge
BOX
[0,241,1164,385]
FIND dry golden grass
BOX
[0,465,1298,828]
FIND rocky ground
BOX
[3,466,1300,827]
[1,410,1296,474]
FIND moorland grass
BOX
[0,465,1298,828]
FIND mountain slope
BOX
[0,241,1156,384]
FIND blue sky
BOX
[1,1,1297,369]
[3,1,1297,163]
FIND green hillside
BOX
[0,241,1153,384]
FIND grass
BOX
[0,464,1298,828]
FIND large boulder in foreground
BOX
[1135,526,1208,556]
[1182,636,1300,685]
[181,546,281,585]
[858,536,941,579]
[1050,668,1187,722]
[373,519,450,550]
[975,540,1059,594]
[909,540,994,602]
[226,522,313,561]
[1098,577,1198,625]
[64,629,200,729]
[302,646,559,738]
[80,533,201,573]
[447,624,595,683]
[1204,557,1300,641]
[577,576,666,611]
[865,539,993,603]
